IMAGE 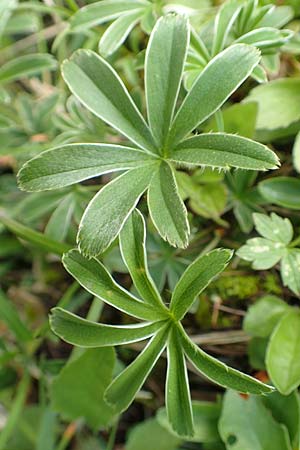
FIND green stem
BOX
[0,372,30,450]
[106,420,119,450]
[289,235,300,248]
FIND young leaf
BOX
[119,209,165,309]
[69,0,148,32]
[45,195,75,242]
[18,144,156,191]
[211,0,241,55]
[168,44,261,145]
[236,237,285,270]
[0,54,57,85]
[166,327,194,437]
[253,212,293,245]
[148,162,189,248]
[62,49,156,153]
[266,310,300,395]
[50,307,164,347]
[62,249,164,321]
[105,325,169,412]
[99,10,144,57]
[179,324,274,394]
[170,249,233,320]
[170,133,279,171]
[235,28,293,50]
[145,14,189,148]
[78,163,158,256]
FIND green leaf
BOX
[105,325,169,412]
[259,177,300,210]
[244,295,290,338]
[189,183,227,223]
[235,27,292,50]
[119,209,165,309]
[168,44,260,145]
[51,348,115,429]
[170,249,232,320]
[45,195,75,242]
[70,0,148,32]
[78,163,158,256]
[179,324,274,394]
[211,0,241,55]
[253,212,293,245]
[281,250,300,295]
[126,418,181,450]
[166,327,194,438]
[148,162,189,248]
[18,144,156,191]
[145,14,189,147]
[267,310,300,394]
[171,133,279,171]
[0,288,32,342]
[292,131,300,173]
[62,49,156,153]
[50,307,164,347]
[157,400,221,443]
[62,249,164,321]
[219,391,292,450]
[236,237,285,270]
[0,54,57,85]
[99,10,143,57]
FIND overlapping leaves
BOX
[50,210,273,438]
[18,14,279,257]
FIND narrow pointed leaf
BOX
[105,325,169,412]
[170,133,279,171]
[62,50,156,152]
[18,144,155,191]
[119,209,165,309]
[99,10,143,57]
[145,14,189,147]
[170,249,233,320]
[212,0,241,55]
[168,44,260,145]
[70,0,148,32]
[179,325,274,394]
[148,161,189,248]
[78,163,158,256]
[45,195,75,242]
[166,327,194,437]
[0,53,57,85]
[235,27,293,50]
[50,307,164,347]
[62,249,164,321]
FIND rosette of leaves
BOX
[18,14,279,257]
[185,0,293,87]
[237,212,300,295]
[50,209,273,438]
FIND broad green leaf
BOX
[244,295,290,338]
[166,327,194,437]
[211,0,241,55]
[170,249,232,320]
[148,162,189,248]
[235,28,293,50]
[18,144,156,191]
[0,213,71,256]
[281,250,300,295]
[78,163,158,256]
[51,348,115,429]
[45,194,75,242]
[236,237,285,270]
[253,212,293,245]
[267,310,300,394]
[259,177,300,210]
[99,10,143,57]
[189,183,227,223]
[0,288,32,342]
[119,209,165,309]
[179,324,274,394]
[126,418,181,450]
[62,249,164,321]
[219,391,292,450]
[170,133,279,171]
[70,0,148,32]
[145,14,189,147]
[157,400,221,443]
[105,325,169,412]
[292,131,300,173]
[62,50,156,153]
[168,44,260,145]
[0,54,57,85]
[50,307,164,347]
